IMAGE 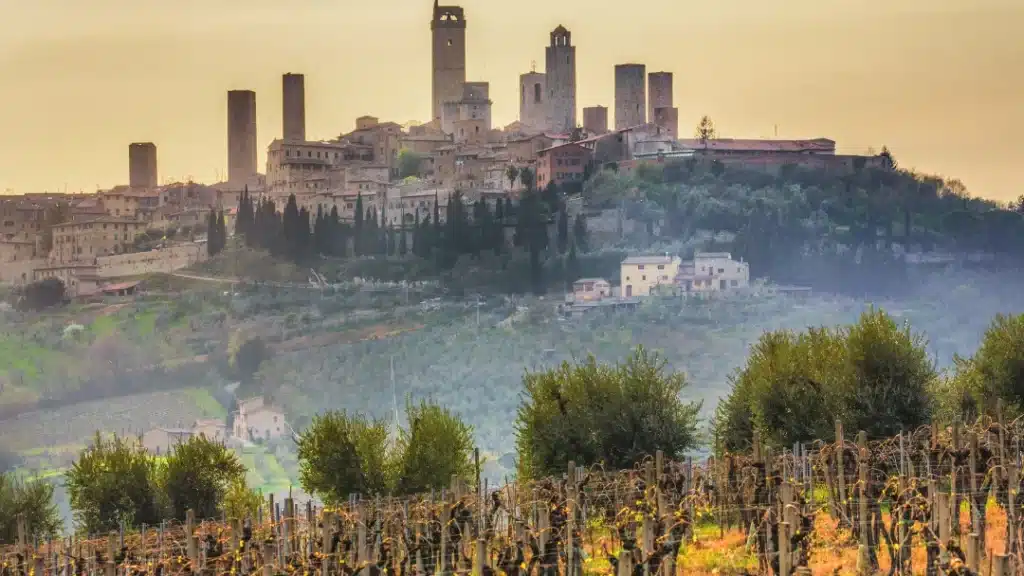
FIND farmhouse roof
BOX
[622,255,678,265]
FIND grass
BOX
[184,388,227,419]
[136,311,157,336]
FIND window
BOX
[638,265,645,270]
[642,275,647,281]
[718,268,725,273]
[731,280,738,287]
[657,264,664,270]
[447,39,453,46]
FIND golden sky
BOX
[0,0,1021,200]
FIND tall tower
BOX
[614,64,646,130]
[431,0,467,123]
[128,142,158,189]
[545,25,577,133]
[583,106,608,135]
[227,90,257,185]
[282,73,306,141]
[648,71,678,137]
[648,72,673,115]
[519,71,547,133]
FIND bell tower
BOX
[431,1,467,123]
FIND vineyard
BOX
[7,414,1024,575]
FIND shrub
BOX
[715,308,937,450]
[393,400,475,495]
[296,411,391,504]
[515,347,702,480]
[963,313,1024,418]
[0,473,60,544]
[19,278,65,311]
[160,435,246,521]
[65,433,161,533]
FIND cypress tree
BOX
[566,239,580,289]
[399,216,408,256]
[573,213,588,253]
[557,204,569,254]
[206,210,218,257]
[354,193,365,256]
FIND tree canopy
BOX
[715,308,936,451]
[65,433,162,533]
[297,400,475,501]
[0,473,60,544]
[160,435,246,520]
[515,347,702,480]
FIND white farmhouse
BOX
[232,397,289,443]
[676,252,750,292]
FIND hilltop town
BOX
[0,1,895,299]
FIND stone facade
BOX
[583,106,609,135]
[615,64,646,130]
[227,90,258,185]
[431,2,467,123]
[545,26,576,133]
[128,143,158,190]
[282,73,306,142]
[519,72,547,133]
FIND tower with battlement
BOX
[431,0,467,123]
[545,25,577,133]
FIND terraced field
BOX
[0,387,224,458]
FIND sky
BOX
[0,0,1021,200]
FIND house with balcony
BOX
[675,252,750,293]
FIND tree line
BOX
[232,184,588,295]
[10,307,1024,540]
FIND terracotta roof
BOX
[101,281,141,292]
[676,138,836,153]
[622,255,678,265]
[537,142,592,154]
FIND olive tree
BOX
[296,411,391,504]
[0,473,60,543]
[65,433,161,533]
[393,400,475,495]
[160,434,246,520]
[515,347,701,479]
[715,308,937,450]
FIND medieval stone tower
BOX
[431,0,467,123]
[545,25,577,133]
[614,64,646,130]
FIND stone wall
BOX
[97,243,207,278]
[0,258,46,285]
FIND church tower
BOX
[431,0,467,123]
[545,25,577,133]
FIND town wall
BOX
[96,243,207,278]
[0,258,46,285]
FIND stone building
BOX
[49,217,146,263]
[614,64,646,130]
[583,106,609,135]
[648,72,678,138]
[519,71,547,133]
[128,143,158,190]
[227,90,258,185]
[431,1,467,123]
[282,73,306,141]
[441,82,492,136]
[545,26,576,133]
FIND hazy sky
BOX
[0,0,1021,200]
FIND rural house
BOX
[620,254,681,297]
[569,278,611,302]
[232,397,289,443]
[676,252,750,293]
[141,427,194,455]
